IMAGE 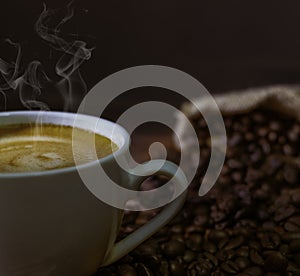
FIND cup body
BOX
[0,111,129,275]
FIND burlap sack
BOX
[174,84,300,171]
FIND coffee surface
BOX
[0,124,118,173]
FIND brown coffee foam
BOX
[0,124,118,173]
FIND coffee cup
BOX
[0,111,187,275]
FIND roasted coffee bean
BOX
[203,240,217,254]
[235,257,250,270]
[159,260,169,276]
[289,239,300,252]
[263,154,283,175]
[243,266,264,276]
[245,167,264,182]
[224,236,244,250]
[258,127,268,137]
[248,241,262,251]
[279,244,290,256]
[218,237,230,250]
[264,252,288,272]
[135,263,153,276]
[187,260,211,276]
[171,224,184,234]
[208,230,228,242]
[249,249,264,265]
[203,252,219,267]
[291,188,300,207]
[283,144,293,155]
[274,205,296,222]
[143,255,162,271]
[294,252,300,266]
[171,234,184,243]
[211,270,225,276]
[285,216,300,232]
[236,246,250,258]
[228,159,243,169]
[161,240,185,258]
[221,261,240,274]
[183,250,197,263]
[193,215,208,226]
[250,149,262,163]
[117,264,137,276]
[186,233,202,251]
[287,262,300,273]
[257,232,281,249]
[282,232,300,242]
[283,165,299,185]
[134,242,158,257]
[169,260,186,276]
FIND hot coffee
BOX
[0,123,118,173]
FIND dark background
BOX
[0,0,300,144]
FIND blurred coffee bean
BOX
[183,250,197,263]
[235,257,250,270]
[287,262,300,273]
[96,268,118,276]
[161,240,185,258]
[291,188,300,207]
[204,252,219,267]
[159,260,169,276]
[143,255,162,271]
[294,253,300,266]
[249,249,264,265]
[203,240,217,254]
[264,252,288,272]
[118,264,137,276]
[289,239,300,252]
[258,127,268,137]
[250,149,262,163]
[270,121,282,131]
[171,225,184,234]
[135,263,153,276]
[242,266,263,276]
[283,144,294,155]
[187,260,211,276]
[134,242,158,257]
[228,159,243,169]
[268,131,277,142]
[236,246,250,258]
[208,230,228,242]
[221,261,240,273]
[248,241,262,251]
[224,236,244,250]
[274,205,296,222]
[282,232,300,242]
[263,154,283,175]
[283,165,299,185]
[186,233,203,251]
[285,216,300,232]
[169,260,186,276]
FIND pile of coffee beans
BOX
[96,109,300,276]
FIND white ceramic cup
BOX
[0,111,187,276]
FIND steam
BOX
[0,2,93,111]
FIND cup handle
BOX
[101,160,188,266]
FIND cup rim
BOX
[0,111,130,179]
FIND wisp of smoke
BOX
[0,1,94,111]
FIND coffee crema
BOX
[0,124,118,173]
